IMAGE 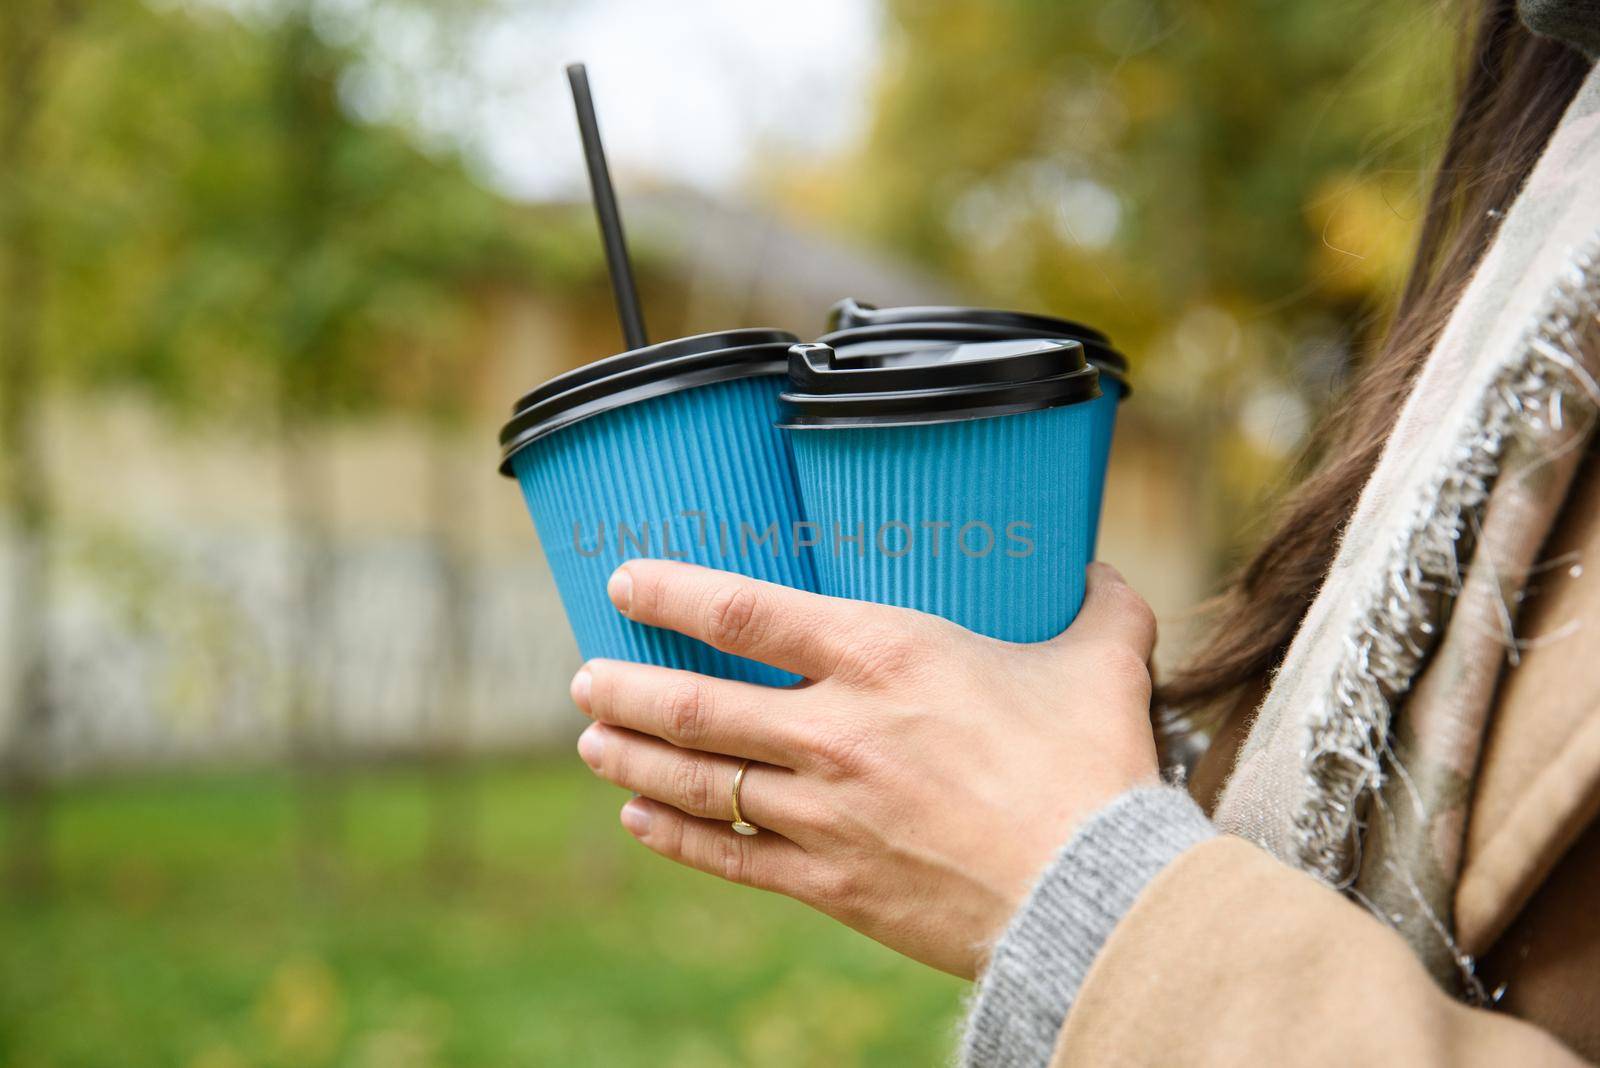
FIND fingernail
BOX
[607,568,633,613]
[577,725,604,770]
[570,667,592,713]
[620,798,652,837]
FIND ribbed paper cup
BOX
[820,299,1127,556]
[782,338,1101,643]
[788,406,1096,642]
[1084,376,1123,557]
[500,331,815,685]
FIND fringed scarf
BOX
[1213,61,1600,991]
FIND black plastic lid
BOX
[823,297,1128,383]
[498,328,797,474]
[780,338,1100,429]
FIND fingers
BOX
[578,723,803,831]
[1065,563,1157,662]
[606,559,885,679]
[619,796,811,894]
[573,659,806,767]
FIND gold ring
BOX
[730,760,759,836]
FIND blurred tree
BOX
[423,345,478,891]
[1,0,83,898]
[270,3,353,889]
[15,0,596,884]
[780,0,1456,566]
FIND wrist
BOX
[961,785,1215,1067]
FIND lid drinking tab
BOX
[780,337,1100,429]
[827,297,1111,346]
[821,298,1128,384]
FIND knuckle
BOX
[838,621,923,685]
[807,719,878,779]
[659,679,710,744]
[1092,641,1152,693]
[1123,589,1157,634]
[706,583,763,648]
[671,754,718,816]
[657,811,688,857]
[1105,580,1156,629]
[598,734,628,782]
[633,567,665,616]
[712,831,756,885]
[585,667,614,720]
[807,865,864,917]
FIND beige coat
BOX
[1047,453,1600,1066]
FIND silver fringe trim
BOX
[1293,235,1600,887]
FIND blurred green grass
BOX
[0,761,963,1067]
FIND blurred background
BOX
[1,0,1457,1063]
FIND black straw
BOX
[566,63,648,351]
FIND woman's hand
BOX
[570,560,1159,979]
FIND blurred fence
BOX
[0,396,582,781]
[9,531,575,777]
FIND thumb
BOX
[1056,562,1157,662]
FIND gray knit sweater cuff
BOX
[959,785,1216,1068]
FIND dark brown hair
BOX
[1156,1,1592,741]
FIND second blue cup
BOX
[781,337,1102,643]
[822,299,1128,556]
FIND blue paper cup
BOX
[499,330,816,685]
[1084,375,1123,557]
[781,338,1101,643]
[820,299,1128,556]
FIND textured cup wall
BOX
[512,375,815,686]
[1086,379,1122,557]
[788,404,1096,643]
